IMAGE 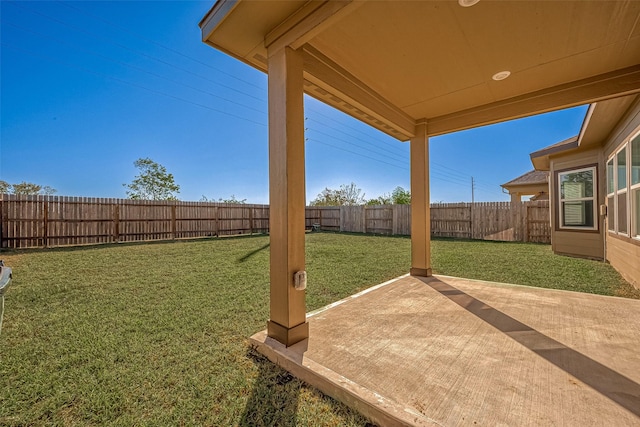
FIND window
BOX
[607,128,640,239]
[617,147,628,234]
[632,133,640,238]
[607,158,615,231]
[558,166,596,230]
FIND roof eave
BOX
[199,0,239,42]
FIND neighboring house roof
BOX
[501,170,549,197]
[501,170,549,188]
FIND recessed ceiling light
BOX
[492,71,511,81]
[458,0,480,7]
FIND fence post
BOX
[249,206,254,235]
[469,203,474,239]
[171,204,177,239]
[43,200,49,248]
[523,204,529,243]
[113,203,120,242]
[215,206,220,236]
[363,206,368,234]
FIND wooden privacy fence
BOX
[0,195,550,248]
[0,195,270,248]
[429,201,551,243]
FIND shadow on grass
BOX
[241,348,301,427]
[0,233,270,255]
[238,243,270,263]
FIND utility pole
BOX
[471,176,475,203]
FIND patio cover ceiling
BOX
[200,0,640,140]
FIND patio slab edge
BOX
[249,330,439,427]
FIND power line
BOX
[1,42,268,128]
[305,115,405,158]
[430,162,473,180]
[306,138,408,171]
[7,1,267,104]
[2,20,268,117]
[305,125,408,163]
[54,0,266,91]
[307,108,498,187]
[307,106,390,142]
[309,107,502,188]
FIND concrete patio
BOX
[250,275,640,426]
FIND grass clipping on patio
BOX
[0,233,636,425]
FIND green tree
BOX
[11,182,42,195]
[2,181,57,195]
[366,186,410,205]
[200,195,247,204]
[366,194,392,205]
[391,186,411,204]
[219,195,247,204]
[310,182,365,206]
[41,186,57,195]
[124,158,180,200]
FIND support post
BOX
[267,46,308,346]
[410,123,432,277]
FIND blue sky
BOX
[1,1,588,204]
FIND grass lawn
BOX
[0,233,636,426]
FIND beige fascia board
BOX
[266,1,362,52]
[427,65,640,137]
[530,136,579,160]
[576,103,596,147]
[501,183,548,195]
[302,45,416,140]
[199,0,239,42]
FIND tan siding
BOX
[607,236,640,289]
[549,148,605,258]
[553,231,604,259]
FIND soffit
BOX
[201,0,640,139]
[310,1,640,118]
[579,95,639,148]
[200,1,307,70]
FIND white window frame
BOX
[558,166,597,231]
[616,145,629,236]
[630,129,640,240]
[607,157,615,232]
[607,126,640,240]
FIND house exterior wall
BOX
[607,236,640,288]
[549,148,605,260]
[602,98,640,288]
